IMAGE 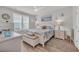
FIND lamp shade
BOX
[55,17,64,26]
[54,17,64,30]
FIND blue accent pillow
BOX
[4,31,12,37]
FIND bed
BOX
[24,29,54,47]
[16,28,54,47]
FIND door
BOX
[74,7,79,49]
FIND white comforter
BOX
[26,29,54,39]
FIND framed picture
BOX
[41,16,52,21]
[2,13,10,22]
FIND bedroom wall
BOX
[72,7,77,29]
[36,7,73,29]
[0,6,73,30]
[0,7,13,30]
[29,16,36,29]
[0,6,36,31]
[51,7,73,29]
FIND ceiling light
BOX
[33,6,38,12]
[34,8,38,12]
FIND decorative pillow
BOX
[3,31,12,37]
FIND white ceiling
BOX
[7,6,69,16]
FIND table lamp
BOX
[55,19,64,30]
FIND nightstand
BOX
[55,30,66,40]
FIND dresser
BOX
[55,30,66,40]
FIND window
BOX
[13,13,29,31]
[13,13,22,31]
[23,16,29,30]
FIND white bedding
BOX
[26,29,54,41]
[25,29,54,47]
[27,29,53,35]
[16,29,54,39]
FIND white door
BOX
[74,7,79,49]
